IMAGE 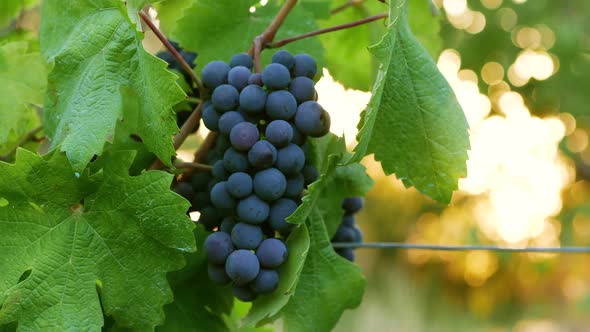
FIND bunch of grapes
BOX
[182,50,328,301]
[332,197,364,261]
[156,41,199,132]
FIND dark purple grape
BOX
[231,222,263,249]
[223,148,250,173]
[262,63,291,90]
[271,50,295,70]
[275,144,305,175]
[228,66,251,91]
[268,198,298,233]
[174,182,193,200]
[210,181,236,209]
[256,238,288,268]
[342,197,364,214]
[248,73,263,86]
[265,120,293,148]
[239,85,267,114]
[253,168,287,201]
[265,90,297,120]
[336,248,355,262]
[289,76,316,104]
[237,194,270,224]
[248,140,277,169]
[218,111,245,135]
[233,284,257,302]
[199,206,221,230]
[294,101,331,137]
[202,60,230,89]
[220,217,237,233]
[230,122,259,151]
[204,232,234,264]
[212,160,228,180]
[251,269,279,294]
[332,225,356,242]
[230,53,254,69]
[227,172,253,199]
[202,102,221,131]
[208,263,231,285]
[292,53,317,79]
[212,84,239,112]
[284,173,304,199]
[225,249,260,285]
[342,214,355,227]
[290,122,306,146]
[301,164,319,186]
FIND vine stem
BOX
[139,11,204,94]
[174,161,213,172]
[269,13,388,48]
[332,242,590,253]
[330,0,364,15]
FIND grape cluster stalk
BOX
[174,50,330,301]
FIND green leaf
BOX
[0,0,39,28]
[350,1,469,204]
[0,150,195,330]
[243,225,310,326]
[288,134,373,236]
[407,0,441,57]
[154,0,194,36]
[318,0,386,90]
[158,226,233,332]
[282,209,366,332]
[173,0,323,71]
[40,0,185,171]
[300,0,331,19]
[0,41,46,153]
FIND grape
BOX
[202,60,230,89]
[336,248,355,262]
[253,168,287,201]
[301,164,319,185]
[157,51,175,67]
[239,85,267,114]
[289,76,316,104]
[271,50,295,70]
[292,53,317,79]
[191,191,211,211]
[230,122,259,151]
[290,122,306,146]
[295,101,331,137]
[207,179,217,192]
[251,269,279,294]
[256,238,288,268]
[180,50,197,67]
[208,263,231,285]
[191,172,212,191]
[212,160,228,180]
[248,140,277,169]
[332,225,356,242]
[248,73,263,86]
[239,110,263,125]
[233,284,257,302]
[230,53,254,69]
[265,90,297,120]
[218,111,245,135]
[231,222,263,249]
[275,144,305,175]
[262,63,291,90]
[220,217,237,233]
[228,66,251,91]
[237,194,270,224]
[199,206,221,230]
[212,84,239,112]
[227,172,253,198]
[225,249,260,285]
[210,181,236,209]
[342,214,355,227]
[265,120,293,148]
[268,198,298,233]
[202,102,221,131]
[284,173,304,198]
[223,148,250,173]
[352,226,363,243]
[204,232,234,264]
[342,197,364,214]
[214,134,232,153]
[174,182,193,200]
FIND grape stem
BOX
[268,13,388,48]
[248,0,299,72]
[330,0,365,15]
[139,11,205,95]
[174,161,213,172]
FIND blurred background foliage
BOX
[2,0,590,331]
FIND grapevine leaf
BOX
[318,0,386,90]
[350,1,469,204]
[288,134,373,236]
[300,0,331,19]
[282,209,366,332]
[154,0,194,36]
[173,0,323,72]
[126,0,167,29]
[40,0,185,171]
[0,0,39,27]
[243,225,310,326]
[158,226,233,332]
[0,150,195,331]
[0,41,46,153]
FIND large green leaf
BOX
[173,0,323,71]
[40,0,185,171]
[282,209,366,332]
[243,225,310,326]
[0,41,46,153]
[154,0,194,36]
[350,1,469,204]
[0,0,39,28]
[0,150,195,330]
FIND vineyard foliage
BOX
[0,0,469,331]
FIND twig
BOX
[269,13,388,48]
[253,37,263,73]
[174,102,203,150]
[0,126,43,161]
[194,131,219,163]
[330,0,364,15]
[247,0,299,60]
[332,242,590,253]
[139,11,205,94]
[174,161,213,172]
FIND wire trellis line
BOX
[331,242,590,253]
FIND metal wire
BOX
[331,242,590,253]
